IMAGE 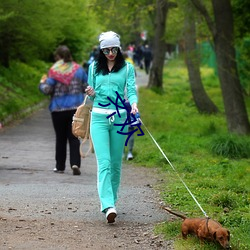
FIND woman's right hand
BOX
[85,86,95,97]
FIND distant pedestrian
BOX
[134,45,144,69]
[39,45,88,175]
[123,51,136,76]
[143,44,152,74]
[122,52,139,160]
[124,100,140,161]
[87,46,99,69]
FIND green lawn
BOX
[132,58,250,250]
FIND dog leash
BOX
[139,118,209,218]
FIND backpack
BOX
[72,95,93,158]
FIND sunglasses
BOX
[102,47,119,55]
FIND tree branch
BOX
[190,0,216,37]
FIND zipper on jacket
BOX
[108,72,111,102]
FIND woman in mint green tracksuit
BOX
[86,31,138,223]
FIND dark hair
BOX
[95,48,126,75]
[54,45,73,63]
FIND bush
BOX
[0,60,49,123]
[210,135,250,159]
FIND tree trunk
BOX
[191,0,250,134]
[212,0,250,134]
[184,4,218,114]
[148,0,169,89]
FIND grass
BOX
[0,60,50,123]
[132,58,250,250]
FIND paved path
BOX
[135,68,149,88]
[0,68,152,222]
[0,106,164,224]
[0,71,173,249]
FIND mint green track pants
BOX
[90,111,128,212]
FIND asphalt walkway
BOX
[0,69,172,249]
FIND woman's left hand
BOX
[131,103,138,115]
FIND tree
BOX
[184,1,218,114]
[91,0,155,48]
[0,0,98,66]
[191,0,250,134]
[232,0,250,96]
[148,0,177,89]
[232,0,250,40]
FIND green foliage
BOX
[236,37,250,95]
[210,191,238,209]
[92,0,156,45]
[232,0,250,39]
[0,0,100,66]
[165,2,184,44]
[132,58,250,249]
[210,134,250,159]
[165,0,213,45]
[0,60,49,122]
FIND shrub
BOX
[210,135,250,158]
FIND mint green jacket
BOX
[87,62,138,110]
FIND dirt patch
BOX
[0,216,174,250]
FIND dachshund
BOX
[162,206,231,249]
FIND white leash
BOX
[139,118,209,218]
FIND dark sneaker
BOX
[72,165,81,175]
[106,207,117,223]
[53,168,64,173]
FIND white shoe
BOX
[127,152,133,160]
[105,207,117,223]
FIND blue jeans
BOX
[90,111,128,212]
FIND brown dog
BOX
[162,207,231,249]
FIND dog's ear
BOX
[213,231,217,240]
[227,230,230,240]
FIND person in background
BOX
[39,45,88,175]
[85,46,99,72]
[88,46,99,64]
[143,44,153,74]
[85,31,138,223]
[123,51,136,76]
[124,100,140,160]
[134,44,144,69]
[122,51,138,160]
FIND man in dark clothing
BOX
[143,45,152,74]
[134,45,144,69]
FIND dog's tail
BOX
[162,206,187,220]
